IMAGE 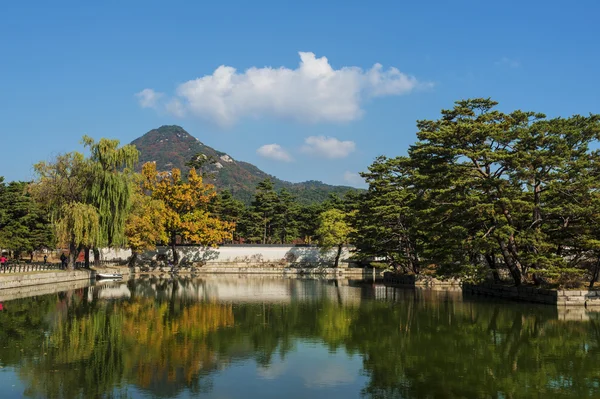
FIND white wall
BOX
[97,245,353,265]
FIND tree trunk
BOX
[406,242,420,274]
[590,256,600,289]
[334,244,342,268]
[170,234,179,265]
[497,238,522,286]
[262,217,267,244]
[533,182,542,227]
[484,254,501,283]
[84,247,90,269]
[68,239,77,270]
[128,251,138,267]
[93,248,100,267]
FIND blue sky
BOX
[1,1,599,187]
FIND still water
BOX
[0,276,599,398]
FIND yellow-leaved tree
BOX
[141,162,234,264]
[125,179,168,266]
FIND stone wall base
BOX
[0,278,92,302]
[383,272,460,286]
[463,282,600,307]
[0,270,95,290]
[132,265,382,277]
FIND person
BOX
[0,255,6,268]
[60,253,67,269]
[43,254,47,264]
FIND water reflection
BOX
[0,276,599,398]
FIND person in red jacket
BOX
[0,255,7,267]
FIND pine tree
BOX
[273,189,300,244]
[251,179,278,244]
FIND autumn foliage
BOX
[141,162,234,263]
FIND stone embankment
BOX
[0,266,132,297]
[0,278,91,302]
[463,283,600,307]
[382,272,600,307]
[382,272,460,286]
[134,264,382,278]
[0,270,95,290]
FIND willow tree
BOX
[82,136,138,266]
[31,152,97,268]
[55,202,100,260]
[142,162,234,264]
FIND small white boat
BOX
[96,273,123,280]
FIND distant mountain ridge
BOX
[130,125,358,204]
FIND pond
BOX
[0,276,599,398]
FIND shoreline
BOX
[3,266,598,308]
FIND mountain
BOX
[130,125,359,204]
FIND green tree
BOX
[82,136,139,266]
[407,98,600,286]
[31,152,96,268]
[296,203,323,244]
[237,208,264,243]
[273,188,299,243]
[0,180,53,259]
[316,208,356,267]
[353,156,422,273]
[212,190,246,242]
[251,179,279,244]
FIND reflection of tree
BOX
[7,287,233,399]
[120,298,233,394]
[2,281,600,398]
[347,299,600,399]
[0,296,55,366]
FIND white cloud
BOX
[343,171,365,186]
[165,98,185,117]
[138,52,427,126]
[135,88,163,108]
[496,57,520,68]
[257,144,293,162]
[301,136,356,159]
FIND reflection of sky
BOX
[0,368,27,399]
[191,340,367,399]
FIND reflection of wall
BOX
[98,246,354,265]
[95,283,131,299]
[0,278,91,302]
[133,276,363,305]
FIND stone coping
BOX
[383,272,460,286]
[0,266,131,291]
[463,282,600,307]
